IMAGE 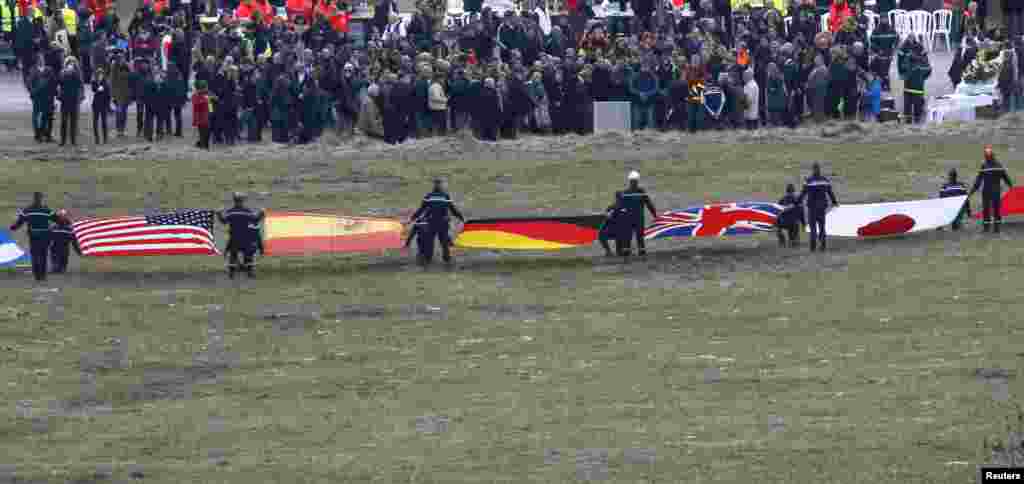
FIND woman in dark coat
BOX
[476,77,502,141]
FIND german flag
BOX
[262,211,403,256]
[454,215,606,250]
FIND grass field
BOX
[1,137,1023,483]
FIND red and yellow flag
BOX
[261,211,403,256]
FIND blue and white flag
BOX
[0,230,29,267]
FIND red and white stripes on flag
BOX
[71,210,219,257]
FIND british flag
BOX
[644,202,785,239]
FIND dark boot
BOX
[228,266,236,279]
[994,222,1001,234]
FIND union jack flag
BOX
[644,202,785,239]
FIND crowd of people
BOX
[1,0,1023,147]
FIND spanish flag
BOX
[261,211,403,256]
[454,215,606,250]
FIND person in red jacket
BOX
[192,79,211,150]
[829,0,853,33]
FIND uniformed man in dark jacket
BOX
[939,169,970,231]
[9,192,57,281]
[598,191,626,257]
[49,209,81,274]
[408,178,465,266]
[217,193,264,278]
[776,183,805,248]
[969,146,1014,234]
[619,171,658,257]
[796,163,839,252]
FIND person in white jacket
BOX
[742,68,759,130]
[428,73,448,136]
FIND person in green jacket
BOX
[269,76,291,143]
[900,48,931,124]
[875,0,896,18]
[446,66,470,131]
[869,17,898,91]
[765,63,788,127]
[76,9,95,83]
[827,52,851,119]
[14,15,33,86]
[167,66,189,137]
[299,79,327,143]
[414,65,432,137]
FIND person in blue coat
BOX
[862,71,881,122]
[627,63,659,131]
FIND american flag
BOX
[72,210,219,257]
[645,202,784,239]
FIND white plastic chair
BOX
[864,10,878,45]
[888,8,906,26]
[892,11,911,41]
[447,0,465,17]
[908,10,933,50]
[820,12,829,33]
[932,9,952,52]
[784,15,791,36]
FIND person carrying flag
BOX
[619,171,658,257]
[9,192,56,281]
[969,145,1014,234]
[408,178,464,267]
[217,193,264,278]
[776,183,805,248]
[49,209,81,274]
[796,162,839,252]
[939,169,970,231]
[598,191,626,257]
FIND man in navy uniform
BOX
[409,178,465,266]
[619,171,658,257]
[939,169,970,231]
[217,193,264,278]
[598,191,626,257]
[776,183,805,248]
[969,145,1013,234]
[10,192,57,281]
[796,163,840,252]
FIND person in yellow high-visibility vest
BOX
[1,0,14,44]
[732,0,787,16]
[61,2,78,53]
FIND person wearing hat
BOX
[217,193,264,278]
[57,56,83,146]
[9,192,57,282]
[49,209,81,274]
[940,168,970,231]
[192,79,211,149]
[619,171,658,257]
[969,146,1014,234]
[407,178,465,267]
[796,162,839,252]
